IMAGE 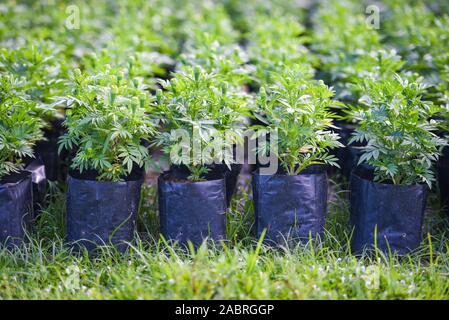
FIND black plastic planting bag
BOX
[437,154,449,217]
[341,145,363,179]
[171,164,240,207]
[252,166,328,245]
[66,173,143,251]
[335,122,363,179]
[35,120,67,181]
[35,138,60,181]
[158,172,227,246]
[25,158,47,210]
[221,164,242,206]
[350,166,428,254]
[0,172,33,246]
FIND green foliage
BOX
[246,13,315,87]
[382,1,436,75]
[0,41,67,122]
[311,0,382,101]
[177,3,250,89]
[328,50,405,103]
[179,35,250,90]
[1,0,449,301]
[80,49,167,92]
[89,1,176,80]
[312,0,380,55]
[0,73,44,179]
[424,16,449,107]
[153,66,250,181]
[57,67,156,182]
[382,3,449,108]
[221,0,308,36]
[254,65,343,175]
[182,1,240,47]
[350,75,445,187]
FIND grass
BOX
[0,175,448,300]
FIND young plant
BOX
[254,65,343,175]
[247,13,315,87]
[0,73,44,179]
[0,41,67,125]
[333,49,405,104]
[341,49,406,123]
[178,34,250,90]
[57,67,156,182]
[350,75,445,187]
[153,66,250,181]
[311,0,381,101]
[382,1,436,76]
[181,2,240,48]
[312,0,380,55]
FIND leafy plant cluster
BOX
[382,2,449,105]
[350,75,445,187]
[149,1,254,181]
[0,73,44,179]
[177,2,250,90]
[0,41,68,124]
[309,1,448,188]
[153,66,250,181]
[382,1,439,77]
[254,65,343,174]
[311,0,386,102]
[0,0,448,188]
[246,12,315,88]
[57,67,156,182]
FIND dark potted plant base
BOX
[35,120,67,181]
[66,169,143,252]
[35,138,58,181]
[437,147,449,217]
[334,121,364,179]
[224,163,242,206]
[0,171,33,247]
[158,170,227,247]
[252,165,328,246]
[216,163,242,207]
[24,157,47,212]
[349,166,428,255]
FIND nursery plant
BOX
[252,65,343,245]
[350,75,444,187]
[349,74,445,254]
[58,68,155,182]
[176,15,250,203]
[154,66,250,181]
[381,1,437,77]
[380,4,449,216]
[154,66,250,245]
[334,49,406,178]
[246,13,315,88]
[254,66,342,175]
[0,73,43,245]
[0,41,67,121]
[311,0,382,102]
[181,2,240,49]
[57,67,155,251]
[0,73,44,179]
[0,41,69,181]
[178,34,250,91]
